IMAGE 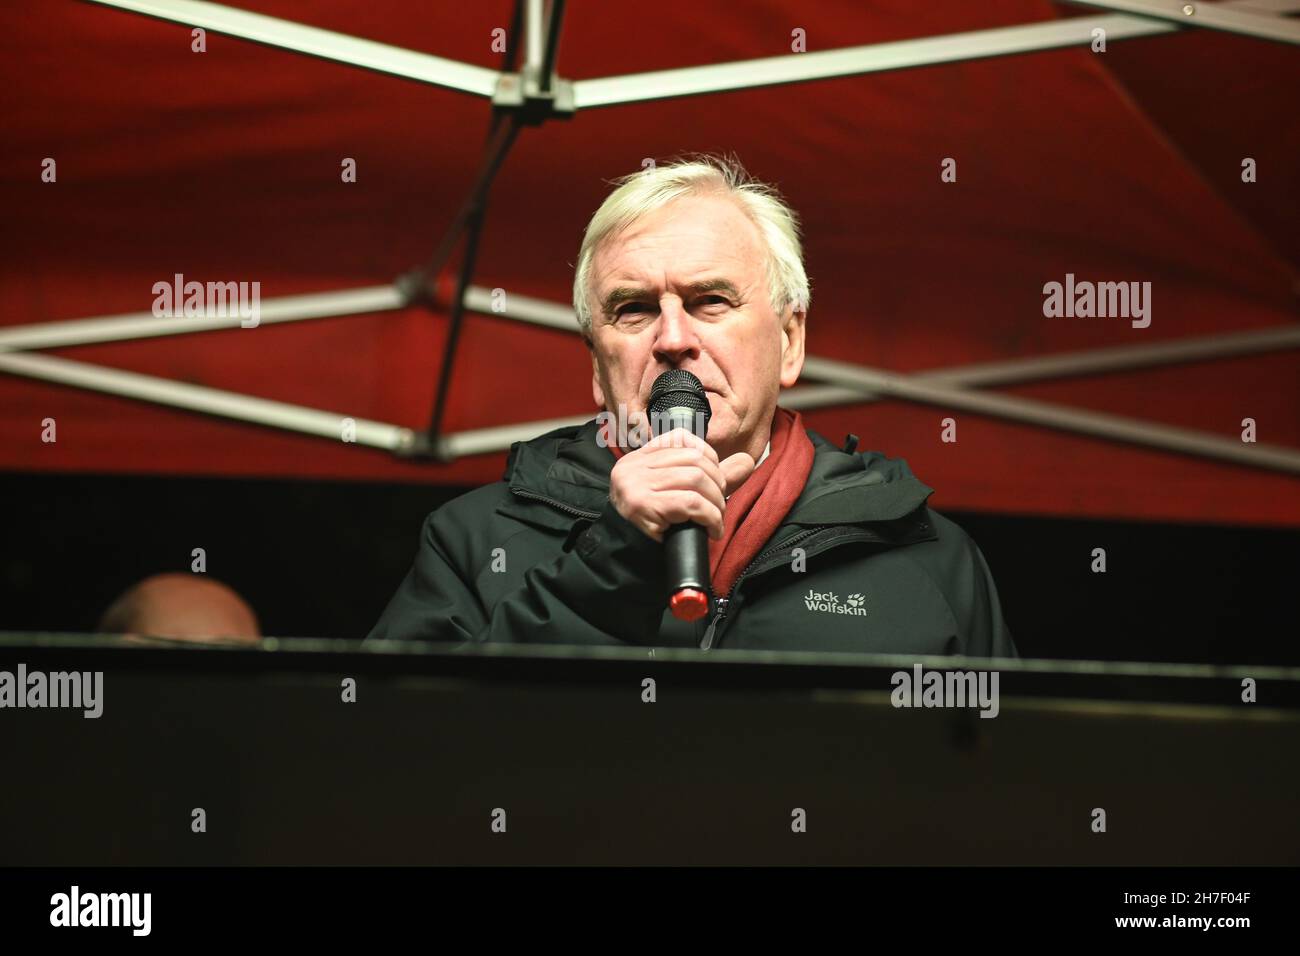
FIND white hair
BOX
[571,154,811,342]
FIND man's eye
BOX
[616,304,649,316]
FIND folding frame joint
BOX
[395,269,433,308]
[493,70,576,123]
[399,431,455,463]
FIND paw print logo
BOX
[847,593,865,608]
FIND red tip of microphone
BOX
[670,588,710,622]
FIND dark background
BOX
[2,470,1294,665]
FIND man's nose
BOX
[652,297,700,366]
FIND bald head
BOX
[98,573,261,644]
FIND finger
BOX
[659,491,725,540]
[645,465,726,513]
[719,452,757,495]
[642,447,727,494]
[642,427,719,463]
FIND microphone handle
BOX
[655,405,713,618]
[664,521,710,597]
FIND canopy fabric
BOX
[2,1,1297,525]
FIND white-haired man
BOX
[369,156,1016,656]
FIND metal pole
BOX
[426,199,493,447]
[83,0,502,95]
[413,117,522,298]
[0,284,408,352]
[503,0,525,73]
[540,0,567,92]
[571,0,1295,108]
[1068,0,1300,45]
[804,354,1300,475]
[524,0,544,79]
[0,352,415,452]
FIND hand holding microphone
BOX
[607,370,756,620]
[608,428,729,542]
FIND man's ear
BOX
[779,307,807,388]
[590,346,607,409]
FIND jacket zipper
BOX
[699,527,825,650]
[700,597,729,650]
[509,487,601,521]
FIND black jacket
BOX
[367,418,1017,656]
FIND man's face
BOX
[586,193,806,462]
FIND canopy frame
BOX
[7,0,1297,476]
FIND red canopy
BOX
[2,0,1297,525]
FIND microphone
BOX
[648,369,713,622]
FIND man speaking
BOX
[368,156,1016,657]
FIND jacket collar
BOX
[498,417,936,537]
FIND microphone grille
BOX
[648,369,710,421]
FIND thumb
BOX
[719,452,757,496]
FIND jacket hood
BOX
[501,416,935,529]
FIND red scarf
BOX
[600,406,815,596]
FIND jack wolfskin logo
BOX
[803,589,867,616]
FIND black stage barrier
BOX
[1,633,1297,866]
